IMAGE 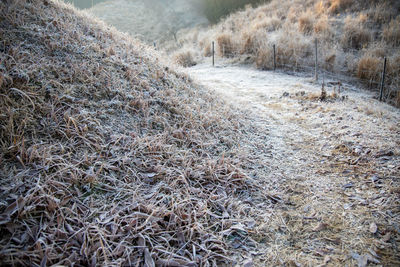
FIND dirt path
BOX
[186,63,400,266]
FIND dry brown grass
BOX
[176,0,399,104]
[173,49,197,67]
[328,0,353,14]
[314,0,326,15]
[253,16,281,32]
[369,2,398,24]
[341,15,372,49]
[0,0,268,265]
[313,15,333,39]
[216,32,236,57]
[383,18,400,47]
[298,10,314,34]
[255,43,273,69]
[276,30,313,67]
[357,54,381,81]
[240,31,256,54]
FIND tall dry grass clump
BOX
[216,32,236,57]
[240,31,257,54]
[173,48,197,67]
[327,0,353,14]
[356,54,381,82]
[275,30,313,68]
[313,15,334,40]
[341,15,371,49]
[383,19,400,47]
[298,10,315,34]
[254,40,273,69]
[369,2,398,24]
[253,15,281,32]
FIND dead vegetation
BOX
[174,0,400,106]
[173,49,198,67]
[0,0,269,265]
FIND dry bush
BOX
[216,32,236,57]
[383,19,400,47]
[254,40,274,69]
[203,41,212,56]
[253,16,281,32]
[313,15,334,40]
[240,31,256,54]
[341,16,371,49]
[315,0,326,15]
[357,54,381,82]
[275,30,313,67]
[255,48,273,69]
[328,0,353,14]
[173,49,197,67]
[287,6,300,23]
[198,34,213,56]
[298,10,314,34]
[369,2,397,24]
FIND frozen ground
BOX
[186,62,400,266]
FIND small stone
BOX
[369,222,378,234]
[243,259,253,267]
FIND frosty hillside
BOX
[0,0,399,266]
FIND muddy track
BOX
[187,63,400,266]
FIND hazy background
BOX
[63,0,267,44]
[63,0,107,9]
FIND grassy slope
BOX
[0,0,259,265]
[176,0,400,105]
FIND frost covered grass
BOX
[174,0,400,106]
[0,0,268,265]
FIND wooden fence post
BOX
[273,44,276,71]
[212,41,215,67]
[379,57,387,101]
[314,39,318,81]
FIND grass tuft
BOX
[341,15,371,49]
[383,18,400,47]
[173,49,197,67]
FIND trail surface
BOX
[187,63,400,266]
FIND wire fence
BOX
[209,39,399,105]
